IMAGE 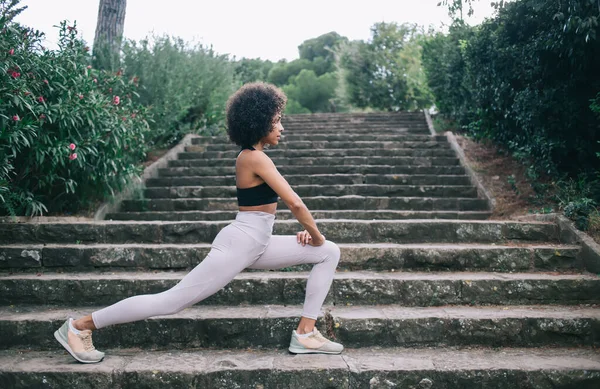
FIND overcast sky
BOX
[15,0,499,61]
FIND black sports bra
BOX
[236,146,278,206]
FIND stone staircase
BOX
[1,112,599,388]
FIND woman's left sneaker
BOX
[288,328,344,354]
[54,318,105,363]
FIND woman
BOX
[54,82,344,363]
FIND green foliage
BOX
[297,31,347,76]
[283,70,337,113]
[234,58,273,84]
[338,22,433,111]
[0,4,150,216]
[549,174,599,231]
[267,58,313,86]
[298,31,346,62]
[423,0,600,178]
[121,35,235,147]
[422,23,475,122]
[564,198,597,230]
[262,32,349,113]
[437,0,476,20]
[285,99,310,114]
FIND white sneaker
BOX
[288,328,344,355]
[54,318,105,363]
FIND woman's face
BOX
[262,112,284,146]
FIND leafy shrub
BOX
[423,0,600,177]
[120,35,235,147]
[564,198,597,231]
[422,22,475,123]
[553,175,600,231]
[1,1,149,216]
[338,22,432,111]
[283,69,337,113]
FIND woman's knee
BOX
[153,290,190,316]
[323,240,341,265]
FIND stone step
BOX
[283,116,427,123]
[143,185,478,199]
[282,120,428,125]
[282,125,432,136]
[146,174,473,188]
[276,127,431,134]
[121,196,489,213]
[277,133,434,141]
[1,243,577,272]
[195,140,451,151]
[0,220,555,244]
[283,116,427,122]
[107,210,492,221]
[168,156,460,168]
[181,148,457,158]
[284,119,427,125]
[158,165,467,177]
[2,271,597,307]
[6,347,598,389]
[285,114,424,120]
[1,305,599,350]
[192,135,446,146]
[195,134,437,144]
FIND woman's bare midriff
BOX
[239,203,277,214]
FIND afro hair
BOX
[226,82,287,148]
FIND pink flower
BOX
[39,114,46,120]
[69,153,77,161]
[87,65,92,69]
[131,113,137,118]
[113,96,120,105]
[12,115,20,121]
[8,48,14,55]
[93,78,97,83]
[37,96,45,103]
[43,79,48,85]
[79,94,84,99]
[69,143,76,151]
[122,116,127,121]
[10,71,20,78]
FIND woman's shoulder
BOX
[237,148,273,165]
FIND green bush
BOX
[0,3,149,216]
[423,0,600,177]
[285,99,310,114]
[422,23,474,122]
[338,22,432,111]
[121,35,235,147]
[234,58,273,84]
[564,198,597,231]
[283,69,337,113]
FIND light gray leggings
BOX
[92,211,341,329]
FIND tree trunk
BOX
[93,0,127,70]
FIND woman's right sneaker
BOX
[288,328,344,354]
[54,318,105,363]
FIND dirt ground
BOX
[455,135,550,219]
[455,134,599,243]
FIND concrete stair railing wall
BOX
[1,111,599,388]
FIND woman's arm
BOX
[252,152,325,246]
